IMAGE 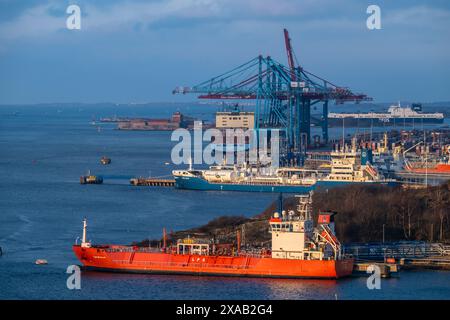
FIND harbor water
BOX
[0,104,449,299]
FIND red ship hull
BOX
[73,245,354,279]
[407,163,450,175]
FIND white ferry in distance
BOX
[328,103,444,127]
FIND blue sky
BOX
[0,0,449,104]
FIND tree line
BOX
[135,181,449,246]
[312,182,449,243]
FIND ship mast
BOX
[81,218,91,248]
[424,130,428,187]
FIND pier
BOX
[353,262,398,278]
[130,178,175,187]
[399,257,450,270]
[344,241,450,270]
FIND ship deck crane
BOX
[402,141,423,170]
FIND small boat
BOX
[80,171,103,184]
[35,259,48,265]
[100,156,111,165]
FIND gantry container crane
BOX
[173,29,371,166]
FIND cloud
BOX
[81,0,221,32]
[385,5,450,28]
[0,0,355,40]
[0,2,62,40]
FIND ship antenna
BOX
[188,156,192,171]
[424,130,428,187]
[278,193,283,213]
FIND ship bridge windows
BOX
[177,242,210,256]
[270,222,293,232]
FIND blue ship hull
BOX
[174,176,314,193]
[174,176,399,193]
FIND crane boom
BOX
[172,29,372,164]
[283,28,296,81]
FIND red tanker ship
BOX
[404,145,450,176]
[73,194,354,279]
[406,161,450,175]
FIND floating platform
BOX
[353,261,399,278]
[130,178,175,187]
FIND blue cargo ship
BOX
[172,147,399,193]
[174,173,316,193]
[173,165,317,193]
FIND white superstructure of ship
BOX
[315,138,393,186]
[173,162,317,187]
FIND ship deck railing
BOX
[210,180,313,186]
[343,241,450,260]
[105,247,162,253]
[104,247,270,258]
[110,259,255,269]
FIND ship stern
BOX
[335,258,355,278]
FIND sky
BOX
[0,0,449,104]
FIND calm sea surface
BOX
[0,104,449,299]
